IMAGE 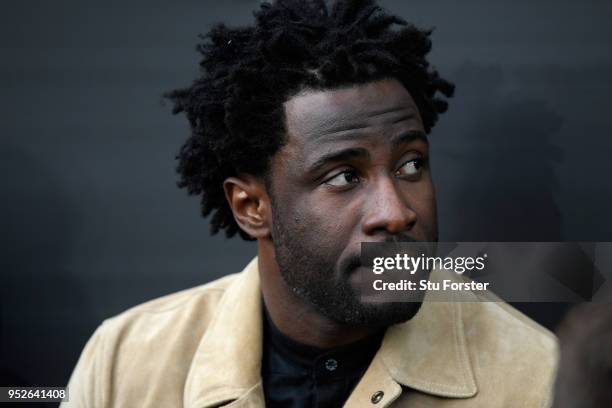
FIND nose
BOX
[361,176,417,237]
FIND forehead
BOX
[283,78,422,144]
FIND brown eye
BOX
[324,170,360,187]
[396,158,423,176]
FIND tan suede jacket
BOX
[62,258,558,407]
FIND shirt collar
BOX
[184,258,477,408]
[263,305,384,374]
[262,303,385,381]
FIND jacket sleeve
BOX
[61,322,109,408]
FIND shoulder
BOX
[100,271,239,355]
[433,267,558,373]
[61,272,240,407]
[460,299,558,407]
[430,265,558,405]
[98,272,237,341]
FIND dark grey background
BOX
[1,0,611,390]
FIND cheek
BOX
[279,190,353,257]
[300,196,347,240]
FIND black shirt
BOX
[261,308,385,408]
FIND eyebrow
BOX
[306,130,428,174]
[307,147,370,174]
[391,130,428,148]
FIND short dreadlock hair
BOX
[166,0,454,240]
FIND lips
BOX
[342,256,363,276]
[347,265,372,287]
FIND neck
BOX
[257,239,376,349]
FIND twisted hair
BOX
[166,0,454,240]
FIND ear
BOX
[223,175,272,239]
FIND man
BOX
[63,0,557,406]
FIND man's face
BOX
[267,78,438,327]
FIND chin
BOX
[327,300,424,328]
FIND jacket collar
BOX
[184,258,477,408]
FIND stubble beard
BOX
[270,204,425,328]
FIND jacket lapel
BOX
[346,269,478,406]
[184,258,264,408]
[379,300,478,398]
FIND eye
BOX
[323,170,360,187]
[396,158,423,177]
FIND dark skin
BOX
[223,78,438,348]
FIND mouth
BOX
[347,265,372,287]
[343,256,363,276]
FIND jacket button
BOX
[324,358,338,371]
[371,390,384,404]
